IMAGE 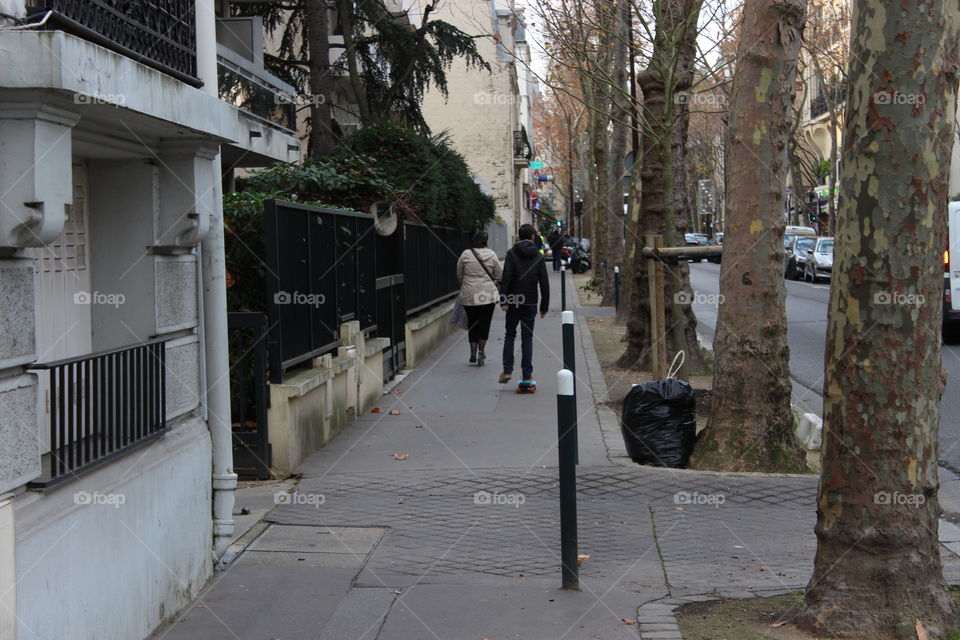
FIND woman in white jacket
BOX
[456,231,503,366]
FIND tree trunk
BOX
[604,0,629,306]
[335,0,371,124]
[689,0,807,472]
[796,0,960,634]
[617,0,708,377]
[306,0,333,160]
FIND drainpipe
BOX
[196,0,236,560]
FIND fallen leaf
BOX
[770,621,787,628]
[577,553,590,566]
[916,618,930,640]
[392,589,402,595]
[389,410,401,415]
[393,389,401,394]
[620,618,636,625]
[392,453,409,461]
[756,566,766,571]
[415,425,424,429]
[371,407,381,413]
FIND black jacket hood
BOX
[513,239,540,258]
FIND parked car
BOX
[784,235,817,279]
[784,225,818,251]
[945,202,960,333]
[708,232,723,264]
[804,237,834,283]
[684,233,708,263]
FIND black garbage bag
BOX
[620,378,696,467]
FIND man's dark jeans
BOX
[502,304,537,380]
[552,252,562,271]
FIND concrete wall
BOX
[268,302,458,475]
[404,301,456,369]
[14,416,212,640]
[268,322,390,475]
[486,219,509,258]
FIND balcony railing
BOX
[514,127,533,164]
[810,85,845,120]
[29,339,168,488]
[26,0,200,86]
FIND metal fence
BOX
[263,199,467,383]
[29,339,168,487]
[228,312,271,480]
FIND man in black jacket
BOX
[547,229,563,271]
[498,224,550,385]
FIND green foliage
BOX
[238,154,392,209]
[333,121,495,230]
[816,159,832,177]
[350,2,491,130]
[232,0,489,133]
[223,122,494,311]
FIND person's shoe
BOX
[469,354,477,363]
[477,351,485,366]
[498,372,511,383]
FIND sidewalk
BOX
[153,269,960,640]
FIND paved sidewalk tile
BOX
[158,270,960,640]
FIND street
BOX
[688,263,960,474]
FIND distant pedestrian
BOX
[548,229,564,271]
[534,231,545,254]
[457,231,502,366]
[499,223,550,386]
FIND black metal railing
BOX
[29,339,168,488]
[261,199,467,383]
[228,312,271,480]
[26,0,200,85]
[514,127,533,161]
[403,223,468,314]
[810,85,845,119]
[263,200,378,383]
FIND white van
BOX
[945,202,960,327]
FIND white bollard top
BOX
[614,266,620,274]
[557,369,574,396]
[561,310,574,325]
[560,264,566,271]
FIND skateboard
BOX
[516,380,537,394]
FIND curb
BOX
[636,590,798,639]
[569,278,630,462]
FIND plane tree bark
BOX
[617,0,709,377]
[689,0,808,471]
[796,0,960,635]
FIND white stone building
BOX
[0,2,298,639]
[421,0,536,242]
